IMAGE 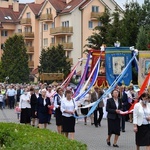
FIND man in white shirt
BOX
[6,85,16,109]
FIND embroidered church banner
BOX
[90,50,107,87]
[105,47,132,86]
[138,51,150,86]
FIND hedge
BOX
[0,123,87,150]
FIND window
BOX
[28,54,33,61]
[98,21,102,26]
[62,21,69,27]
[46,8,51,14]
[18,29,22,33]
[1,44,4,49]
[43,38,48,46]
[43,24,48,31]
[92,6,99,12]
[51,22,54,28]
[88,21,93,29]
[51,37,55,44]
[61,37,66,43]
[24,27,32,32]
[1,30,8,36]
[26,12,31,18]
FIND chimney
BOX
[34,0,44,4]
[13,0,19,12]
[61,0,72,4]
[66,0,72,3]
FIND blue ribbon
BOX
[74,52,137,118]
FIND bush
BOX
[0,123,87,150]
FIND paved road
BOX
[0,109,145,150]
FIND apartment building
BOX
[0,0,122,79]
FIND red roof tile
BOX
[61,0,83,14]
[0,4,25,23]
[28,3,43,15]
[48,0,66,12]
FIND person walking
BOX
[133,93,150,150]
[54,87,63,133]
[91,86,104,127]
[106,89,122,147]
[35,89,51,129]
[19,88,31,124]
[61,90,77,140]
[6,85,16,109]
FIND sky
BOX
[19,0,144,8]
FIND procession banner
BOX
[90,50,107,87]
[138,51,150,86]
[105,47,132,86]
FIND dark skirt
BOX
[55,108,62,126]
[31,106,37,118]
[62,116,75,133]
[81,108,88,115]
[136,124,150,146]
[20,108,31,124]
[108,118,120,136]
[38,112,49,124]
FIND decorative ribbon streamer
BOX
[75,60,100,101]
[73,52,91,97]
[74,51,138,118]
[74,57,100,101]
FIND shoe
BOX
[99,123,101,126]
[106,140,111,146]
[84,122,87,125]
[122,130,125,132]
[91,123,94,125]
[95,125,98,128]
[113,144,119,147]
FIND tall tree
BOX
[136,26,148,50]
[121,1,142,46]
[1,34,29,83]
[39,44,71,77]
[106,7,123,46]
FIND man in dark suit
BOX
[91,86,104,127]
[119,86,128,132]
[106,89,122,148]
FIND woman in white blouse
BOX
[19,88,31,124]
[61,90,77,140]
[133,93,150,150]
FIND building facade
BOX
[0,0,122,80]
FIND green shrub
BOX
[0,123,87,150]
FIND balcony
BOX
[50,27,73,35]
[23,32,34,39]
[20,18,31,25]
[50,42,73,50]
[26,46,34,53]
[91,12,104,20]
[40,14,53,22]
[28,61,34,68]
[66,58,73,65]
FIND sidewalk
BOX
[0,109,145,150]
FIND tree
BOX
[106,7,123,46]
[39,44,71,77]
[136,26,148,50]
[121,1,142,46]
[1,34,29,83]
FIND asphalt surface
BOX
[0,108,146,150]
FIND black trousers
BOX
[8,96,15,109]
[94,107,103,126]
[121,115,126,131]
